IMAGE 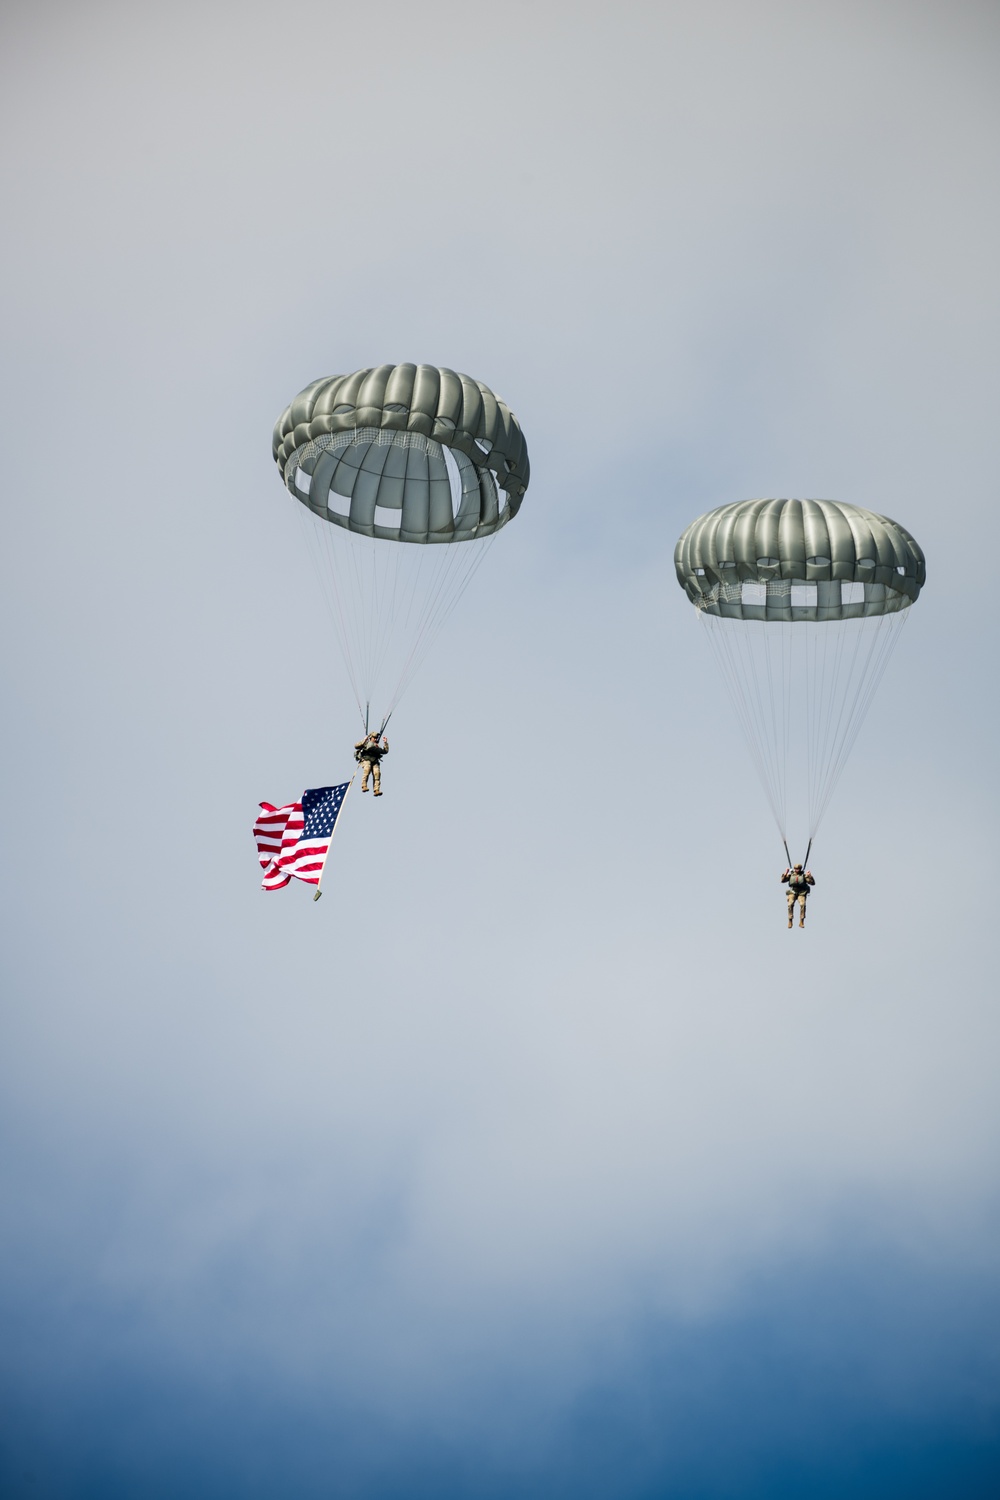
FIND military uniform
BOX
[355,734,388,795]
[781,866,814,927]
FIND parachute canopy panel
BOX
[273,364,529,544]
[674,498,925,621]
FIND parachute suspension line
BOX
[701,603,912,853]
[761,614,785,835]
[805,610,911,840]
[808,609,909,837]
[804,611,834,836]
[805,620,822,840]
[378,538,486,714]
[737,616,789,838]
[365,543,381,694]
[344,519,396,698]
[365,538,405,695]
[723,625,778,830]
[298,506,502,725]
[807,613,865,838]
[300,510,366,723]
[815,609,863,840]
[700,613,788,841]
[756,620,788,834]
[301,510,382,720]
[385,531,499,718]
[382,543,461,712]
[781,620,793,833]
[805,622,817,835]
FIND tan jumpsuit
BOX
[355,736,388,794]
[781,869,814,926]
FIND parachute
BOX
[272,364,529,730]
[674,498,925,858]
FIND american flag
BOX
[253,783,351,892]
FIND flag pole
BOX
[312,775,356,901]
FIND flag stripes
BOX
[252,784,350,892]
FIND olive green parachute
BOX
[674,498,926,853]
[675,498,925,621]
[273,365,529,545]
[272,364,530,727]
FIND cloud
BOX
[1,1,999,1494]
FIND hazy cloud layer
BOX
[2,1,999,1493]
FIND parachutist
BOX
[674,500,925,869]
[355,733,388,795]
[272,366,529,734]
[781,864,815,928]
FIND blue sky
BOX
[2,1,999,1495]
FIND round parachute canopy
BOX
[273,364,529,544]
[674,498,925,621]
[271,364,529,729]
[674,498,926,852]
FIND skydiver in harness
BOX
[781,863,815,928]
[355,732,388,795]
